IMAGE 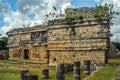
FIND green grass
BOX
[0,60,85,80]
[109,57,120,64]
[0,58,120,80]
[65,70,85,80]
[0,69,20,80]
[84,66,118,80]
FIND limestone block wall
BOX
[48,39,106,50]
[8,34,21,47]
[8,33,31,47]
[9,47,19,59]
[8,26,48,62]
[31,46,48,61]
[48,24,108,51]
[48,22,109,65]
[7,18,109,64]
[9,43,48,62]
[9,44,32,59]
[31,30,47,45]
[19,44,48,61]
[48,25,108,41]
[20,33,31,41]
[49,50,105,65]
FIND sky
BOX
[0,0,120,42]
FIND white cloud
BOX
[94,0,101,3]
[61,2,71,13]
[111,25,120,42]
[0,10,30,36]
[16,0,43,14]
[0,0,72,37]
[0,26,11,36]
[0,0,10,14]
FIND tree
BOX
[93,3,119,26]
[0,37,8,50]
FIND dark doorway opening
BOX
[24,49,29,60]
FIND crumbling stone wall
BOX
[108,43,120,57]
[7,8,110,65]
[49,50,105,65]
[48,19,109,65]
[8,34,21,47]
[65,8,94,19]
[31,46,48,61]
[9,48,18,59]
[7,25,48,63]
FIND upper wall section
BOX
[7,25,47,35]
[7,25,48,48]
[47,18,109,51]
[65,7,94,19]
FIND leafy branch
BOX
[45,6,74,25]
[93,3,120,26]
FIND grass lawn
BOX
[84,66,118,80]
[0,60,85,80]
[109,57,120,64]
[0,57,120,80]
[83,57,120,80]
[0,60,55,80]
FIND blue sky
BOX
[0,15,4,27]
[71,0,96,7]
[2,0,18,11]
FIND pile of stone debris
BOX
[108,43,120,57]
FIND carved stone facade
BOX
[7,8,110,65]
[7,26,48,63]
[48,20,110,65]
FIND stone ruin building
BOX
[7,8,111,65]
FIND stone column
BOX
[42,69,49,79]
[83,60,90,76]
[56,63,64,80]
[26,74,38,80]
[74,61,80,80]
[20,69,29,80]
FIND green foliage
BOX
[57,14,74,24]
[64,14,74,23]
[45,4,120,25]
[93,3,119,26]
[93,4,109,18]
[93,3,119,18]
[0,37,8,50]
[112,42,120,51]
[45,6,75,25]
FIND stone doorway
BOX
[24,49,29,60]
